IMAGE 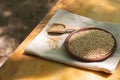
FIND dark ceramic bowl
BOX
[64,27,117,62]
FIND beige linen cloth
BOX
[25,9,120,73]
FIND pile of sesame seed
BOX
[67,29,115,60]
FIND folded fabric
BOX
[25,9,120,73]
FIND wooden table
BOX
[0,0,120,80]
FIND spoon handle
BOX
[65,27,80,33]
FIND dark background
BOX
[0,0,57,56]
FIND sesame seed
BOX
[67,29,115,59]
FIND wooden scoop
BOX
[47,23,80,34]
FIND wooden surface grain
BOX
[0,0,120,80]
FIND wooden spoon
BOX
[47,23,80,34]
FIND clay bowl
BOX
[64,27,117,62]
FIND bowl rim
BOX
[64,27,117,62]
